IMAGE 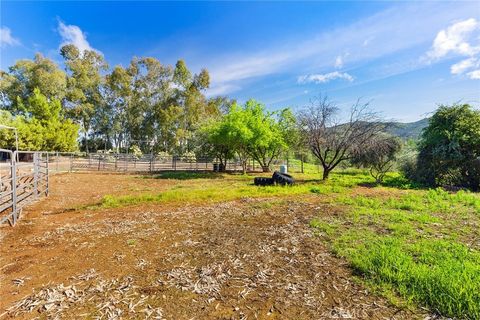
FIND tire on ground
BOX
[272,171,295,185]
[254,177,275,186]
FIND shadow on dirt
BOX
[144,171,224,180]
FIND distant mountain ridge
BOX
[384,118,429,140]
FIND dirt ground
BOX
[0,173,426,319]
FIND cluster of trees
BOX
[0,89,78,151]
[199,100,296,173]
[0,46,225,152]
[202,96,479,191]
[200,96,403,182]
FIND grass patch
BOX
[95,170,376,209]
[312,186,480,318]
[99,183,342,208]
[126,239,137,246]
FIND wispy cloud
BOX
[205,2,478,96]
[451,57,479,75]
[467,69,480,79]
[334,55,344,69]
[298,71,354,84]
[205,83,241,97]
[426,18,480,80]
[0,27,20,47]
[58,21,99,54]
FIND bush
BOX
[407,104,480,191]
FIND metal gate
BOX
[0,150,49,226]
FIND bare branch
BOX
[298,95,385,179]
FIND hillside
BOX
[385,118,429,140]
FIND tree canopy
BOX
[410,104,480,190]
[0,89,78,151]
[200,99,294,172]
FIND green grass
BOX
[99,181,346,208]
[96,170,377,209]
[312,187,480,318]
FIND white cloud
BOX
[0,27,20,47]
[427,18,479,60]
[298,71,354,84]
[467,69,480,79]
[450,57,479,74]
[427,18,480,80]
[58,21,98,53]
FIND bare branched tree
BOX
[298,95,384,180]
[351,134,402,183]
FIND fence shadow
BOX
[145,171,225,180]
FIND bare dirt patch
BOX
[1,173,425,319]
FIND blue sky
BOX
[1,1,479,121]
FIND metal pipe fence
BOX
[70,154,238,173]
[0,149,312,226]
[64,153,305,173]
[0,150,49,226]
[39,152,310,174]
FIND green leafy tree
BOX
[172,60,211,154]
[411,104,480,190]
[104,65,134,152]
[219,103,252,174]
[127,57,174,152]
[0,89,78,151]
[0,53,67,114]
[1,49,216,155]
[199,118,235,171]
[242,100,291,172]
[60,44,107,152]
[201,100,290,173]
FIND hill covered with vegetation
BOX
[385,118,429,140]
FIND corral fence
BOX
[0,150,315,225]
[0,150,49,226]
[49,153,307,173]
[70,154,215,172]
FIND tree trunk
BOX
[322,168,330,180]
[85,131,89,154]
[242,160,247,175]
[262,165,270,172]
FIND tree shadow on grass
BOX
[351,175,425,190]
[381,175,423,190]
